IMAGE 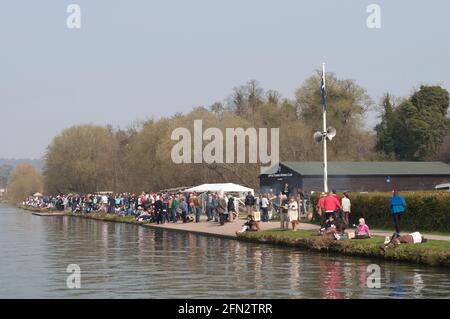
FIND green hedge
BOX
[311,191,450,233]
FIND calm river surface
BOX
[0,204,449,299]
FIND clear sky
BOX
[1,0,449,158]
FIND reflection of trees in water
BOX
[38,216,450,298]
[288,253,301,297]
[252,247,263,293]
[343,263,355,299]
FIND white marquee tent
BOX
[183,183,254,195]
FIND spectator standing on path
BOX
[288,196,299,231]
[316,192,326,221]
[298,188,307,215]
[227,194,236,222]
[205,193,214,221]
[170,195,178,223]
[180,197,188,223]
[200,192,208,215]
[281,183,290,198]
[217,194,227,226]
[341,192,351,229]
[255,195,261,213]
[154,195,164,224]
[390,190,406,238]
[280,194,289,230]
[323,191,341,227]
[193,193,202,223]
[260,194,269,222]
[244,191,255,217]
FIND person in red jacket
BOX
[323,190,341,222]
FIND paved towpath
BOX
[142,217,450,242]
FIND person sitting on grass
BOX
[118,205,130,217]
[72,203,82,214]
[236,215,261,235]
[318,216,340,240]
[136,207,148,222]
[354,218,371,239]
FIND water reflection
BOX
[0,205,450,298]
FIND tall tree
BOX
[227,80,265,121]
[0,164,13,188]
[375,93,396,156]
[376,85,449,160]
[7,163,43,203]
[295,72,375,160]
[44,125,119,194]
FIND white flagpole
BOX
[322,62,328,193]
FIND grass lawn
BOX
[239,229,450,267]
[294,219,450,237]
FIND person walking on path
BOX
[390,190,406,238]
[341,192,351,229]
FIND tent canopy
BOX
[33,192,43,197]
[183,183,254,195]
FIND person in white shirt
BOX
[260,194,270,222]
[341,192,351,229]
[288,196,299,231]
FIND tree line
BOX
[7,71,450,200]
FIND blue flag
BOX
[321,70,326,111]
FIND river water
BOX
[0,204,449,299]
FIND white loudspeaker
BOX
[326,126,336,140]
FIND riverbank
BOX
[238,229,450,267]
[19,205,450,267]
[19,205,277,238]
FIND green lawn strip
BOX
[238,229,450,267]
[297,219,450,237]
[368,227,450,237]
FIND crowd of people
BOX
[24,192,244,225]
[313,189,375,240]
[22,183,412,242]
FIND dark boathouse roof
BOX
[263,161,450,176]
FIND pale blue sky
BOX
[1,0,449,158]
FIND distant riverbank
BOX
[19,205,450,268]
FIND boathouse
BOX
[259,161,450,194]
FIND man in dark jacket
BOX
[244,191,255,217]
[217,194,227,226]
[154,195,164,224]
[227,195,235,222]
[205,193,215,221]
